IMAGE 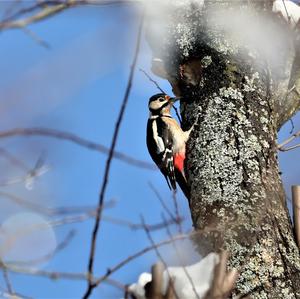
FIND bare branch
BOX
[3,229,216,294]
[5,234,190,285]
[0,1,74,30]
[91,227,220,289]
[5,230,76,268]
[0,128,155,170]
[140,68,166,93]
[0,191,114,216]
[148,182,178,223]
[2,268,14,296]
[292,185,300,249]
[277,129,300,151]
[141,216,179,299]
[171,191,183,234]
[0,0,142,31]
[0,151,50,188]
[82,10,145,298]
[5,266,86,281]
[0,287,32,299]
[4,263,126,295]
[279,143,300,152]
[0,147,29,171]
[1,0,23,20]
[103,215,182,232]
[162,215,200,299]
[92,232,199,287]
[141,217,168,271]
[139,68,182,124]
[277,129,300,148]
[21,26,51,48]
[0,191,179,234]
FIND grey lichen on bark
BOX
[146,0,300,298]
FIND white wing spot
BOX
[152,121,165,153]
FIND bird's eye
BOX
[159,98,165,102]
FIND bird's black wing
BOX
[147,118,176,190]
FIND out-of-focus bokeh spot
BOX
[0,212,57,267]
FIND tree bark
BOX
[147,1,300,298]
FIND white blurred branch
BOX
[0,127,155,170]
[277,129,300,151]
[0,0,142,30]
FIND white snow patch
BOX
[273,0,300,28]
[128,272,152,299]
[128,252,219,299]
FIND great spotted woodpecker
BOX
[146,93,194,200]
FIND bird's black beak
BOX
[165,95,180,103]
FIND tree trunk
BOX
[147,1,300,298]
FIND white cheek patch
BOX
[152,121,165,153]
[149,100,167,111]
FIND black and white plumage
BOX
[146,93,193,200]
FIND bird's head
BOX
[148,93,178,115]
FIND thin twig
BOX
[21,27,51,49]
[172,191,183,233]
[2,268,14,296]
[92,228,220,288]
[6,230,76,267]
[4,263,126,294]
[140,217,168,270]
[140,68,166,93]
[104,278,128,292]
[4,229,216,290]
[139,68,182,124]
[1,0,22,20]
[148,182,178,223]
[289,118,295,134]
[103,215,181,231]
[0,191,115,216]
[0,0,141,30]
[0,191,178,234]
[0,2,73,30]
[5,234,191,286]
[0,147,29,171]
[93,235,190,287]
[278,143,300,152]
[0,128,155,170]
[5,265,86,281]
[0,151,50,188]
[82,10,145,299]
[0,226,75,265]
[162,215,200,299]
[281,0,291,24]
[0,288,32,299]
[173,106,182,126]
[141,216,180,299]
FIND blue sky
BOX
[0,2,299,299]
